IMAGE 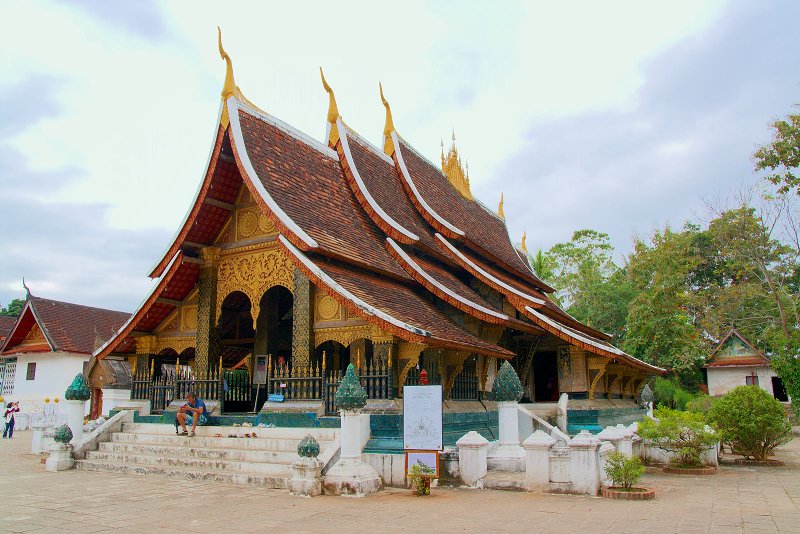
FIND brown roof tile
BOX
[0,316,15,339]
[397,138,540,284]
[237,109,409,280]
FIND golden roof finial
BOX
[441,131,472,200]
[521,231,528,254]
[440,139,445,167]
[218,27,236,101]
[320,68,341,147]
[379,83,396,156]
[498,193,505,220]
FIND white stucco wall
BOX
[707,366,779,397]
[4,352,90,415]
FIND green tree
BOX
[0,298,24,317]
[754,108,800,195]
[623,226,705,377]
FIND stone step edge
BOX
[111,433,335,449]
[99,440,312,456]
[86,450,297,468]
[121,424,339,436]
[76,459,291,484]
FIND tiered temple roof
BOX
[95,32,664,376]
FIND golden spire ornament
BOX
[521,231,528,254]
[379,83,396,155]
[498,193,505,220]
[320,68,341,146]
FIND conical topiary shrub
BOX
[492,361,523,402]
[53,424,73,444]
[64,373,91,401]
[297,434,321,458]
[334,363,367,411]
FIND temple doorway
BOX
[533,351,559,402]
[257,286,293,369]
[218,291,255,412]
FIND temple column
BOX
[372,339,394,397]
[396,342,426,396]
[196,247,221,380]
[291,268,313,370]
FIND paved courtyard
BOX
[1,431,799,534]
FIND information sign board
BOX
[403,385,443,450]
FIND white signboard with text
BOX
[403,385,443,451]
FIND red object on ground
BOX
[420,369,429,385]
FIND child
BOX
[3,402,20,439]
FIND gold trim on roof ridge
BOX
[521,230,528,254]
[379,83,395,156]
[497,193,505,220]
[441,132,473,200]
[320,68,341,147]
[217,27,267,128]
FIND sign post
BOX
[403,381,443,494]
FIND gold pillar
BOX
[291,269,313,370]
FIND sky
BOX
[1,0,798,313]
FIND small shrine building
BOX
[95,33,664,424]
[0,291,130,415]
[705,329,788,401]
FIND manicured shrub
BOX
[707,385,792,461]
[638,408,717,467]
[604,451,645,490]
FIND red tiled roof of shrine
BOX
[1,296,129,355]
[0,316,15,340]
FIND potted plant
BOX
[707,385,792,465]
[638,408,718,474]
[602,452,654,500]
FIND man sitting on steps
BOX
[176,392,208,437]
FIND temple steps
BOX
[75,423,339,489]
[481,470,527,491]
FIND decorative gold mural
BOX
[181,305,198,332]
[19,323,47,348]
[235,207,276,241]
[215,243,295,327]
[315,293,341,322]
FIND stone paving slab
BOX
[1,431,799,533]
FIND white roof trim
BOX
[337,120,419,242]
[387,238,508,320]
[147,102,226,278]
[0,300,55,354]
[93,251,184,358]
[392,131,464,237]
[345,126,394,165]
[280,235,430,337]
[238,101,338,160]
[228,97,319,249]
[525,306,626,357]
[435,233,545,305]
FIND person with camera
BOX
[3,401,20,439]
[175,392,207,437]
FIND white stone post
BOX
[456,431,489,487]
[596,426,623,454]
[340,410,362,460]
[489,401,526,471]
[569,430,602,496]
[62,400,85,446]
[45,442,74,472]
[614,424,634,457]
[522,430,555,491]
[323,410,382,496]
[556,393,569,433]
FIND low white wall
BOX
[100,389,132,417]
[707,366,778,397]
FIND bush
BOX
[707,385,792,461]
[638,408,717,467]
[686,395,717,414]
[604,451,645,490]
[653,377,696,410]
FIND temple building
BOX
[0,291,129,415]
[95,32,664,432]
[705,329,788,401]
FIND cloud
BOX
[492,1,800,258]
[56,0,172,41]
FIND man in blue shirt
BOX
[177,392,208,437]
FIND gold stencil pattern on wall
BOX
[316,294,340,321]
[236,207,276,241]
[182,305,198,331]
[215,245,294,325]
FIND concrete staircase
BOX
[76,423,339,488]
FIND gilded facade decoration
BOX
[291,269,313,370]
[181,305,198,332]
[19,323,46,347]
[314,325,372,349]
[156,336,196,356]
[235,206,276,241]
[136,335,158,355]
[315,294,340,322]
[442,349,471,400]
[396,342,426,394]
[215,244,294,326]
[157,311,180,333]
[196,247,220,379]
[587,355,609,400]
